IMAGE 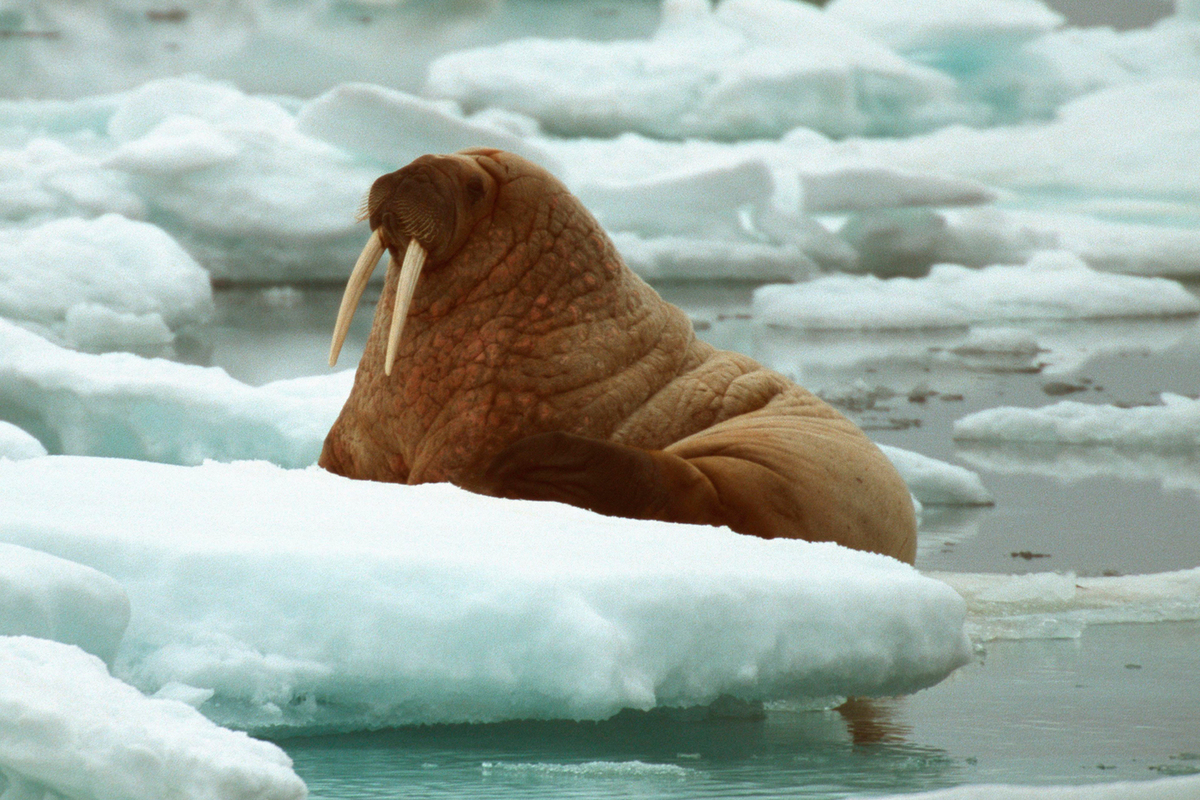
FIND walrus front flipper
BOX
[481,432,726,525]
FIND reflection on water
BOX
[284,623,1200,798]
[288,701,960,800]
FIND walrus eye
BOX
[465,176,485,206]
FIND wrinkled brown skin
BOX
[320,148,917,563]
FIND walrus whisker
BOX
[384,238,427,377]
[329,229,385,367]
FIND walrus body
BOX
[321,148,917,563]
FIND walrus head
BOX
[320,148,683,486]
[329,149,501,376]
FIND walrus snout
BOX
[330,151,500,375]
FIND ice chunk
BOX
[426,0,965,140]
[878,445,993,506]
[296,83,559,175]
[954,393,1200,453]
[0,320,351,467]
[848,80,1200,200]
[753,252,1200,330]
[611,233,818,282]
[0,421,46,460]
[801,166,993,214]
[0,456,971,731]
[0,636,306,800]
[0,543,128,663]
[0,139,143,223]
[103,78,380,282]
[0,214,213,355]
[936,567,1200,642]
[937,208,1200,279]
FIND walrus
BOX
[321,148,917,563]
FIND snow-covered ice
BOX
[0,636,306,800]
[826,0,1063,55]
[0,319,350,467]
[954,393,1200,452]
[0,421,46,460]
[0,543,128,663]
[0,455,972,732]
[0,214,213,354]
[753,251,1200,330]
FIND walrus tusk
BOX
[329,229,386,367]
[384,238,426,376]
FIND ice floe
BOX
[937,567,1200,642]
[0,456,972,732]
[0,319,350,467]
[0,214,213,354]
[954,394,1200,452]
[0,543,128,663]
[878,445,993,507]
[753,251,1200,330]
[427,0,967,140]
[0,636,306,800]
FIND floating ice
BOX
[296,83,559,177]
[0,319,350,467]
[0,543,128,663]
[954,393,1200,453]
[0,636,306,800]
[0,456,971,732]
[103,78,379,283]
[753,251,1200,330]
[0,138,143,223]
[936,567,1200,642]
[849,80,1200,201]
[933,209,1200,280]
[0,421,46,460]
[427,0,965,140]
[878,445,993,507]
[0,214,213,354]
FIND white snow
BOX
[0,421,46,460]
[0,138,143,223]
[427,0,965,140]
[0,635,306,800]
[873,774,1200,800]
[0,455,972,732]
[935,567,1200,642]
[0,319,350,467]
[0,214,213,354]
[879,445,994,507]
[0,543,128,663]
[954,393,1200,452]
[753,251,1200,330]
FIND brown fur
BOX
[320,149,916,563]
